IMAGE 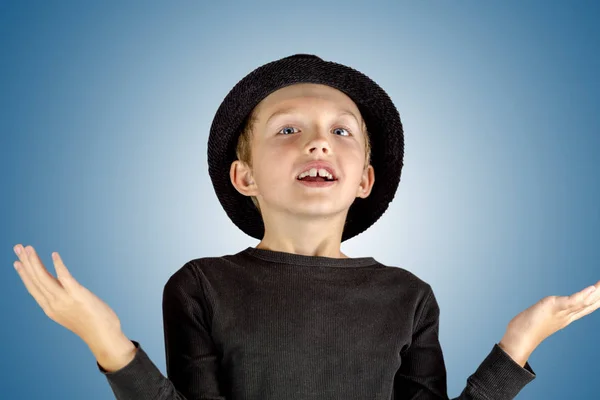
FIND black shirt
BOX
[98,246,536,399]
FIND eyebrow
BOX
[265,107,362,127]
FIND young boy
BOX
[97,54,537,399]
[16,54,554,399]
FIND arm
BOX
[96,263,227,399]
[393,288,536,400]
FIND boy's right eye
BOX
[278,126,299,135]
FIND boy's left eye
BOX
[278,126,351,136]
[332,127,350,136]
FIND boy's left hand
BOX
[501,280,600,363]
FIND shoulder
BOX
[373,258,433,293]
[375,259,441,316]
[163,256,227,295]
[161,257,237,315]
[367,259,437,319]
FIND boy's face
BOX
[231,83,374,225]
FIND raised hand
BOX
[12,244,124,350]
[500,280,600,365]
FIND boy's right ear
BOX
[230,160,257,196]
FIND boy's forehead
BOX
[252,83,362,121]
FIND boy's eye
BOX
[277,126,351,136]
[279,126,299,135]
[332,127,350,136]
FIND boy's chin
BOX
[286,202,354,217]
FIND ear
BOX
[230,160,258,196]
[356,164,375,199]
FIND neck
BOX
[256,209,349,258]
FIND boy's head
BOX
[230,83,375,229]
[207,54,404,242]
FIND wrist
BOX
[498,332,534,368]
[87,331,137,373]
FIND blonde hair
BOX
[235,108,372,214]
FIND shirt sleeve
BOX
[394,287,536,400]
[96,263,227,399]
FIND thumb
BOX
[52,252,79,289]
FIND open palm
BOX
[507,281,600,351]
[12,244,122,344]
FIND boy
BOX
[101,53,536,399]
[14,54,599,399]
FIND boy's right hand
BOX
[12,244,124,352]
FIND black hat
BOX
[207,54,404,242]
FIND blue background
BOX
[2,1,599,398]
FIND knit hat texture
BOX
[207,54,404,242]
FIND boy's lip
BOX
[296,160,338,180]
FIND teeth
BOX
[297,168,334,180]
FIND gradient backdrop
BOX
[1,1,599,399]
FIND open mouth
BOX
[296,176,336,182]
[295,165,338,187]
[296,175,338,187]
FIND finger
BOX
[584,284,600,306]
[13,257,51,311]
[52,252,79,292]
[14,244,52,306]
[569,296,600,323]
[566,284,600,315]
[566,285,598,309]
[23,245,63,301]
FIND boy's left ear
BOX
[230,160,258,197]
[356,165,375,199]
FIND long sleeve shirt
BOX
[97,246,536,399]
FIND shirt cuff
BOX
[468,343,536,399]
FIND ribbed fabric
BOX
[98,247,536,399]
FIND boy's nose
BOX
[308,146,330,156]
[306,137,332,155]
[303,127,333,151]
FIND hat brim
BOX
[208,54,404,242]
